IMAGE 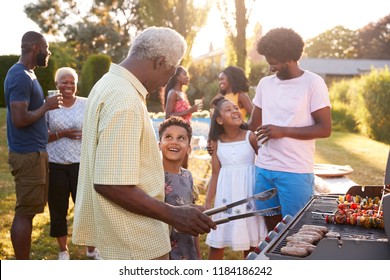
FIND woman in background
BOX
[164,66,202,122]
[46,67,100,260]
[164,66,202,168]
[216,66,253,121]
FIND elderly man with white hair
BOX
[72,27,216,260]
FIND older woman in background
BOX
[46,67,99,260]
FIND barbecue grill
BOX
[253,185,390,260]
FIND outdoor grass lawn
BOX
[0,107,389,260]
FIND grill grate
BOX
[265,192,389,259]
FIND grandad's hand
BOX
[171,205,216,236]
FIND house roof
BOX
[299,58,390,76]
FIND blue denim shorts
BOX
[254,167,314,218]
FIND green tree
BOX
[24,0,80,36]
[304,26,358,58]
[24,0,210,66]
[188,59,222,109]
[135,0,211,66]
[49,42,79,70]
[25,0,139,63]
[216,0,255,70]
[357,14,390,59]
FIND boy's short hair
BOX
[158,116,192,144]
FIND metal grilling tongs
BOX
[212,206,281,225]
[204,188,279,225]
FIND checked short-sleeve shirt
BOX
[72,64,170,260]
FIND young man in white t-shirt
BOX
[248,28,332,231]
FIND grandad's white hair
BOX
[55,67,78,83]
[129,26,187,68]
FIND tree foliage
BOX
[304,26,358,59]
[24,0,211,67]
[25,0,137,64]
[216,0,255,70]
[304,14,390,60]
[135,0,211,66]
[24,0,80,36]
[357,14,390,59]
[187,59,223,109]
[48,42,79,70]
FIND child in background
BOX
[205,99,267,260]
[158,116,201,260]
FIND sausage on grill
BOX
[302,224,328,234]
[286,241,316,253]
[281,246,308,257]
[298,227,325,236]
[298,229,323,238]
[286,234,317,244]
[291,233,322,242]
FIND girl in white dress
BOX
[205,98,267,259]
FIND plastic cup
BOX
[47,89,60,97]
[194,99,203,112]
[47,90,62,108]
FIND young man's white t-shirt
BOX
[252,70,331,173]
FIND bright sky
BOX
[1,0,389,58]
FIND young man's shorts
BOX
[254,167,314,218]
[8,151,49,215]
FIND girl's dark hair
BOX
[163,66,185,109]
[256,27,304,63]
[208,98,248,141]
[219,66,249,95]
[158,116,192,144]
[210,95,225,109]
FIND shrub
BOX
[329,79,358,132]
[80,54,111,97]
[0,55,57,107]
[0,56,19,107]
[359,67,390,143]
[329,67,390,143]
[330,100,358,132]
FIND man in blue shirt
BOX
[4,31,62,259]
